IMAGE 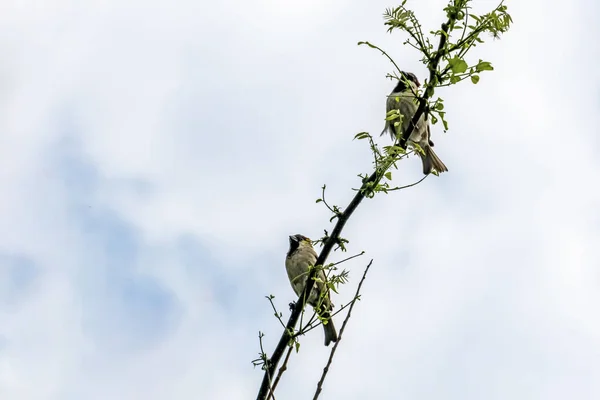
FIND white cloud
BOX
[1,0,599,399]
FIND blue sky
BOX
[1,0,600,399]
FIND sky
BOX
[1,0,599,399]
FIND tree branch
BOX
[399,19,451,149]
[254,0,513,396]
[267,344,294,400]
[256,15,454,400]
[313,259,373,400]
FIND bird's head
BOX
[403,71,421,87]
[288,234,312,252]
[393,71,421,92]
[289,234,311,244]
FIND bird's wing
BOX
[314,253,334,310]
[387,91,422,138]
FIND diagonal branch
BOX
[257,10,459,400]
[313,259,373,400]
[399,20,451,149]
[267,344,294,400]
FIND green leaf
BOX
[435,102,444,110]
[384,172,392,180]
[412,142,424,155]
[470,75,480,84]
[315,198,323,203]
[353,132,370,140]
[357,41,378,49]
[386,112,400,121]
[475,60,494,72]
[384,145,406,155]
[327,281,339,294]
[449,57,468,73]
[450,75,461,84]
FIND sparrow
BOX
[285,234,338,346]
[381,71,448,175]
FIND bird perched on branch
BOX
[285,234,338,346]
[381,71,448,175]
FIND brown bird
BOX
[285,234,338,346]
[381,71,448,174]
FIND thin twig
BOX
[459,4,470,45]
[330,251,365,267]
[358,41,402,75]
[387,174,428,191]
[297,292,361,337]
[313,259,374,400]
[266,296,287,329]
[320,185,339,216]
[267,345,294,400]
[295,260,353,338]
[258,332,273,396]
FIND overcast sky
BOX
[1,0,599,399]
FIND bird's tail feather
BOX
[322,314,338,346]
[421,146,448,175]
[380,122,390,138]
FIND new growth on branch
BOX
[255,2,511,399]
